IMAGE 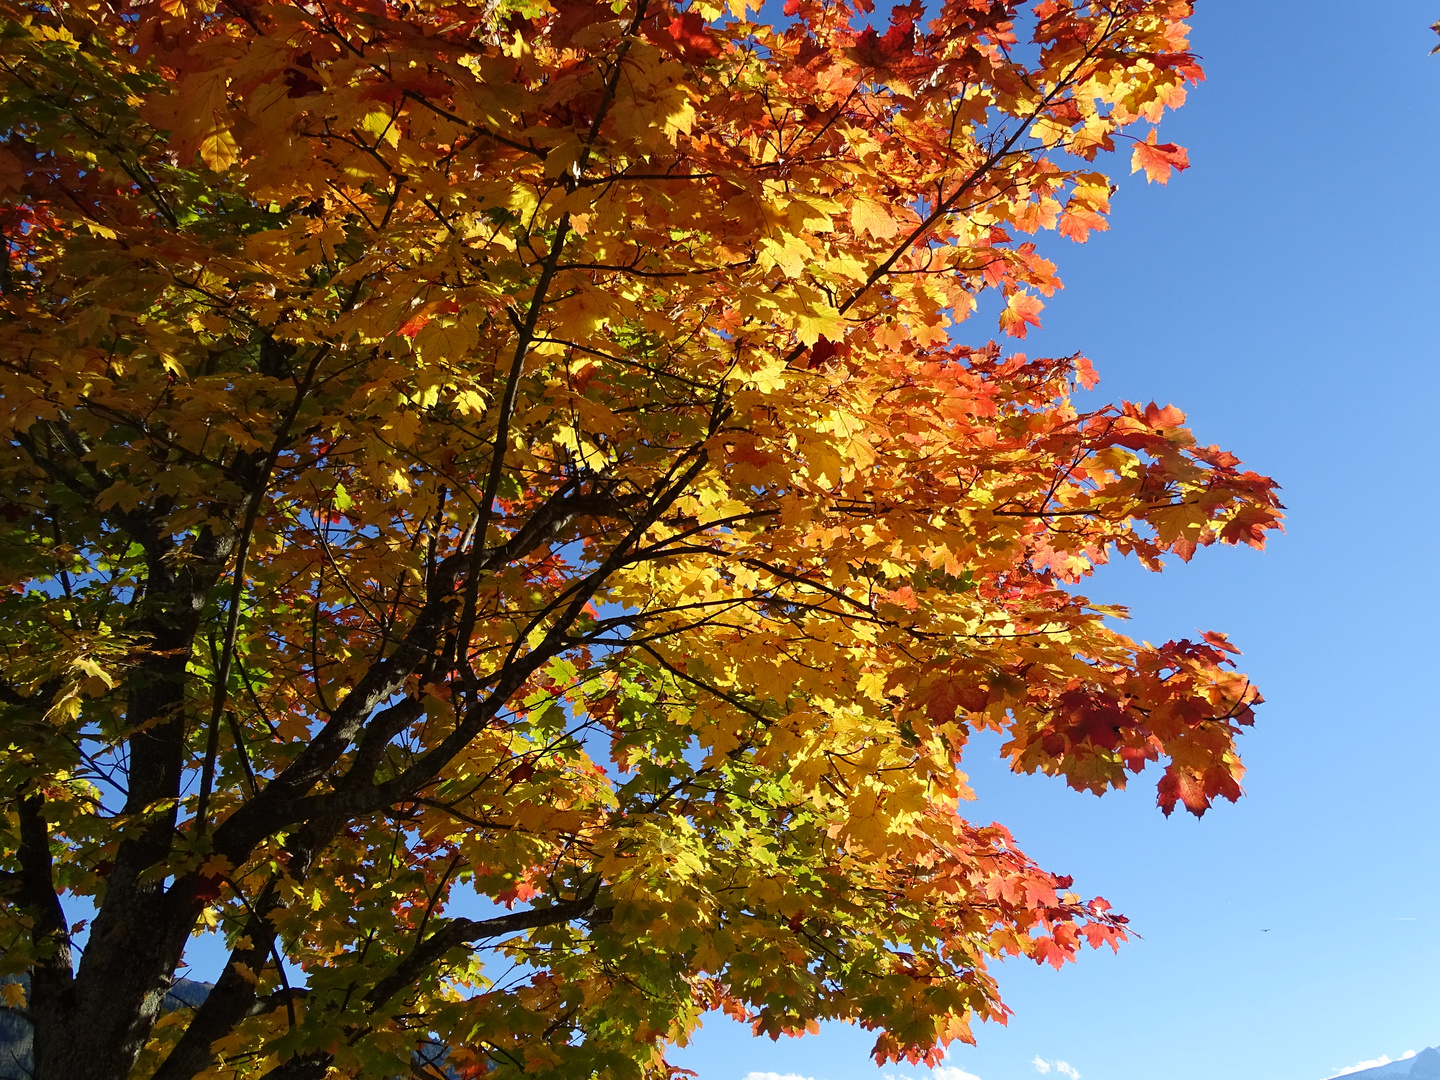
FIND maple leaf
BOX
[396,311,432,338]
[925,680,988,723]
[808,336,843,368]
[1157,766,1210,817]
[1142,401,1186,430]
[1131,129,1191,184]
[283,65,324,98]
[854,19,915,67]
[851,196,899,239]
[1201,630,1241,656]
[547,0,619,47]
[1220,505,1280,548]
[645,10,723,61]
[999,291,1044,338]
[1058,205,1108,242]
[0,1,1275,1076]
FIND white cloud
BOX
[1329,1052,1417,1077]
[884,1068,984,1080]
[742,1074,817,1080]
[882,1067,983,1080]
[1032,1059,1079,1080]
[1332,1059,1391,1076]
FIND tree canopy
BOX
[0,0,1282,1078]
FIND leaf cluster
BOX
[0,1,1280,1078]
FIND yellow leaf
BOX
[199,126,240,172]
[360,109,400,147]
[850,197,898,240]
[414,316,479,363]
[759,233,810,277]
[453,388,488,416]
[857,670,888,700]
[231,962,259,985]
[790,288,848,346]
[96,480,143,512]
[73,657,116,689]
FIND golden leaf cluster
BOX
[0,1,1280,1077]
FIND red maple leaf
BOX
[924,680,987,722]
[645,11,721,61]
[194,874,225,903]
[397,311,431,339]
[1220,505,1277,548]
[1157,766,1209,817]
[507,761,536,783]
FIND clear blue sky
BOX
[671,4,1440,1080]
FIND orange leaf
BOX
[397,311,432,339]
[999,292,1043,338]
[1131,130,1190,184]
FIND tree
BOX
[0,0,1282,1077]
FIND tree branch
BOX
[363,883,601,1012]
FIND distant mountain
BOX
[0,975,213,1080]
[0,997,28,1080]
[1327,1047,1440,1080]
[0,974,459,1078]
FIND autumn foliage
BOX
[0,0,1281,1078]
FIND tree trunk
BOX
[26,530,229,1080]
